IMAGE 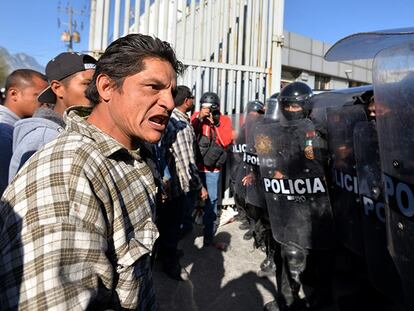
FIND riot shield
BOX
[227,114,246,201]
[244,114,267,209]
[374,41,414,309]
[354,120,402,302]
[327,105,367,257]
[324,27,414,61]
[256,118,334,250]
[311,85,373,109]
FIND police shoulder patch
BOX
[304,130,315,160]
[304,145,314,160]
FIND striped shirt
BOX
[163,108,202,196]
[0,106,159,310]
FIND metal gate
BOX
[88,0,284,113]
[88,0,284,205]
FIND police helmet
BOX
[278,82,313,120]
[246,100,265,114]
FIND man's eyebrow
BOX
[142,77,167,85]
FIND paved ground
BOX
[152,209,400,311]
[153,214,278,311]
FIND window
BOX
[315,75,331,90]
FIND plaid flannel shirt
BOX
[163,108,202,197]
[0,106,159,310]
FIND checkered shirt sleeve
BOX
[0,107,159,311]
[167,109,202,195]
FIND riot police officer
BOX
[240,100,265,239]
[258,82,334,311]
[231,100,265,239]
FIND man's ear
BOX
[7,87,19,102]
[96,74,112,102]
[50,80,63,98]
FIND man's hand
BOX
[273,170,284,179]
[199,107,213,123]
[242,172,255,186]
[200,186,208,200]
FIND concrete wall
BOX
[281,31,372,89]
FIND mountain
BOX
[0,46,44,74]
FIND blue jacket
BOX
[0,105,20,197]
[8,108,65,182]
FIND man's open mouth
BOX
[149,114,169,127]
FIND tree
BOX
[0,54,9,88]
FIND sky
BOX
[0,0,413,68]
[0,0,90,66]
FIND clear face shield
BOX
[264,97,283,122]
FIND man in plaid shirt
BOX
[156,86,204,280]
[0,34,183,310]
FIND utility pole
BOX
[58,2,86,52]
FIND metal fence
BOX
[88,0,283,113]
[88,0,284,205]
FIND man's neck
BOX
[176,105,187,114]
[3,101,22,118]
[87,102,136,150]
[53,100,67,117]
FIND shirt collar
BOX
[172,108,190,121]
[64,106,143,160]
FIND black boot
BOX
[243,229,254,240]
[162,258,185,281]
[258,256,276,278]
[239,221,250,230]
[264,300,280,311]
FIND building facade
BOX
[88,0,371,113]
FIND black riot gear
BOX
[256,115,334,310]
[282,243,307,284]
[279,82,313,121]
[264,93,279,121]
[374,43,414,310]
[246,100,265,114]
[322,27,414,310]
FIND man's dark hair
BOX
[59,74,76,88]
[86,34,184,106]
[174,85,193,107]
[5,69,47,96]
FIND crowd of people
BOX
[0,31,410,311]
[0,33,237,310]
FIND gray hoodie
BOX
[0,105,20,125]
[8,108,65,182]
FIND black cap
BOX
[38,52,97,103]
[200,92,220,106]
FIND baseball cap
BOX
[38,52,97,103]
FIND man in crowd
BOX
[191,92,232,247]
[156,85,205,280]
[0,69,47,196]
[0,34,183,310]
[171,86,206,236]
[8,52,97,180]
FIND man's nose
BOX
[160,90,175,112]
